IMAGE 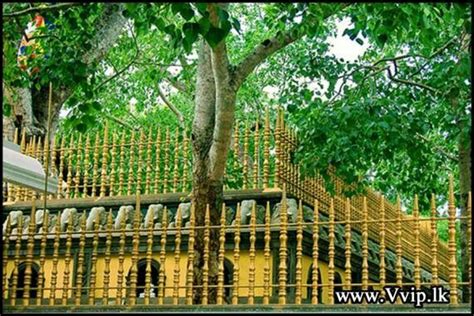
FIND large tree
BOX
[3,3,470,303]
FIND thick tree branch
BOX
[207,3,237,180]
[192,40,216,161]
[157,84,185,128]
[81,4,127,65]
[233,3,351,89]
[94,21,139,92]
[3,2,83,18]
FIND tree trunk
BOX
[3,4,127,142]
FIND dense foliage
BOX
[3,3,470,211]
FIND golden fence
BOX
[1,185,471,307]
[2,109,472,307]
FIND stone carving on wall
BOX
[21,215,31,234]
[232,200,265,225]
[271,198,298,224]
[114,205,134,230]
[3,210,23,235]
[142,204,164,229]
[169,202,191,228]
[60,208,80,232]
[86,207,107,231]
[36,209,49,233]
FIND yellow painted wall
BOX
[5,251,368,303]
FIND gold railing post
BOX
[186,204,195,305]
[153,129,162,194]
[263,201,271,304]
[109,132,117,196]
[158,207,168,305]
[22,195,37,306]
[328,198,335,305]
[136,130,145,195]
[173,205,182,305]
[274,111,281,189]
[430,194,439,285]
[344,198,352,292]
[118,132,126,196]
[163,128,170,194]
[295,200,303,304]
[62,212,73,305]
[263,108,270,189]
[253,118,260,189]
[15,130,27,201]
[74,135,82,198]
[102,210,114,305]
[49,213,61,305]
[243,121,249,189]
[37,211,49,305]
[127,131,136,196]
[144,207,154,305]
[65,135,74,198]
[248,202,257,304]
[379,196,386,300]
[448,175,458,305]
[202,205,210,305]
[75,213,87,306]
[83,135,90,197]
[128,192,142,306]
[173,129,180,193]
[88,216,100,305]
[3,217,11,301]
[232,203,241,305]
[278,185,288,305]
[181,130,189,192]
[395,196,403,304]
[115,213,127,305]
[10,216,23,306]
[413,195,421,290]
[57,136,65,199]
[312,199,319,304]
[145,127,153,195]
[217,203,227,305]
[361,197,369,305]
[91,133,100,197]
[100,123,109,197]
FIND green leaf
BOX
[76,122,87,133]
[232,17,241,34]
[91,101,101,111]
[355,38,364,45]
[3,102,11,117]
[204,27,228,48]
[198,18,210,35]
[180,8,195,21]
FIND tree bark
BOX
[191,40,221,304]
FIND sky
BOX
[60,17,369,118]
[264,17,370,100]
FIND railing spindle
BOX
[448,175,458,305]
[232,203,241,305]
[173,205,182,305]
[217,203,226,305]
